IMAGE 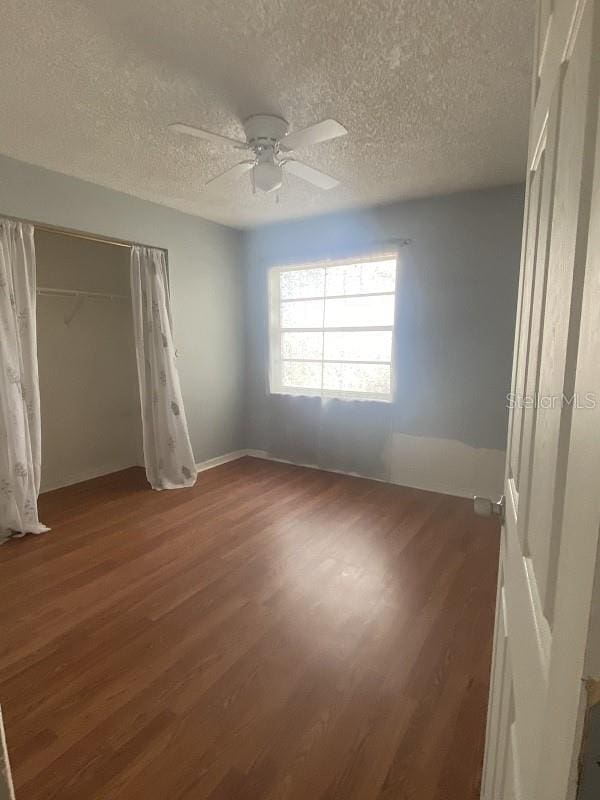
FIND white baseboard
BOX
[38,442,503,500]
[43,452,250,491]
[195,450,249,473]
[244,448,389,483]
[192,437,505,501]
[41,461,144,494]
[245,438,504,500]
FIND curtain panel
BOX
[0,219,48,543]
[130,246,197,490]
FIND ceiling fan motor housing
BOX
[243,114,289,152]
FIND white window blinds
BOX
[268,255,397,400]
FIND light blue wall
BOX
[0,154,245,463]
[0,152,523,479]
[242,184,524,470]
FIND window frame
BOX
[268,253,398,402]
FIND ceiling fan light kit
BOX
[169,113,347,196]
[253,159,283,194]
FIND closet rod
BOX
[1,213,167,253]
[37,286,129,301]
[35,224,134,250]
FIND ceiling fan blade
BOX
[281,119,347,151]
[205,161,254,188]
[169,122,248,148]
[284,160,340,190]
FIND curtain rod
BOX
[0,212,167,253]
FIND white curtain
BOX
[130,246,197,490]
[0,219,49,543]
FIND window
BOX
[269,254,397,401]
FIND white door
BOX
[0,706,15,800]
[481,0,600,799]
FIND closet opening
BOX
[34,227,144,492]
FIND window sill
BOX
[269,388,393,404]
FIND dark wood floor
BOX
[0,457,500,800]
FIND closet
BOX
[35,229,143,492]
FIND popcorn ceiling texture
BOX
[0,0,534,228]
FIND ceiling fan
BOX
[168,114,347,194]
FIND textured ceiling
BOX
[0,0,534,228]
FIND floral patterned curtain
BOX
[0,219,49,543]
[130,246,197,490]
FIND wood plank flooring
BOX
[0,457,500,800]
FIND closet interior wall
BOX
[35,230,143,491]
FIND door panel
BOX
[535,0,554,100]
[482,570,505,796]
[503,488,548,797]
[508,158,542,505]
[528,12,597,618]
[482,1,600,798]
[521,80,563,613]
